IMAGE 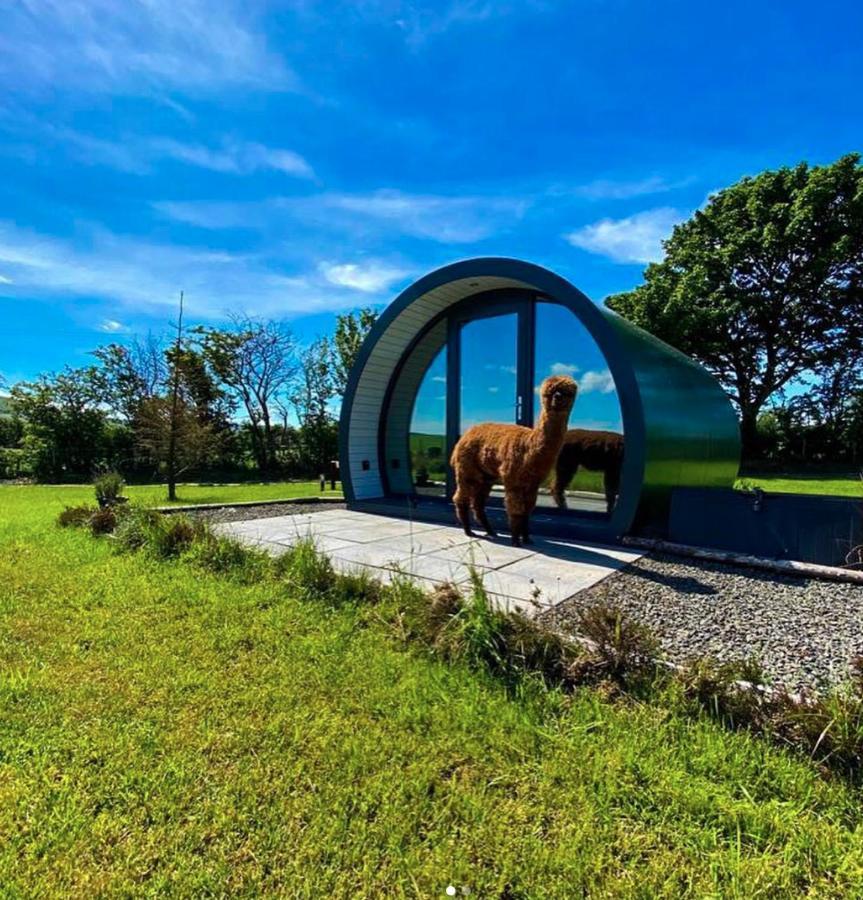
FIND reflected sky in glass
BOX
[410,302,622,437]
[534,303,622,432]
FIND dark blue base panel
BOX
[669,488,862,567]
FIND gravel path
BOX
[181,500,346,525]
[539,553,863,692]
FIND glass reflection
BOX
[409,346,447,496]
[533,302,624,516]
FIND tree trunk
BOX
[739,409,759,462]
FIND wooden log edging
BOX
[623,536,863,586]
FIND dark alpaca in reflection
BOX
[551,429,624,514]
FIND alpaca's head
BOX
[538,375,577,416]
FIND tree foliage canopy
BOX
[606,154,863,453]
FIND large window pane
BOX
[534,302,624,515]
[459,313,519,432]
[409,345,447,496]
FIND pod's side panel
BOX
[602,308,740,529]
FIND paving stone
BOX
[217,509,643,619]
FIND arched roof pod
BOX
[339,257,740,541]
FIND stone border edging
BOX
[623,537,863,586]
[154,496,345,514]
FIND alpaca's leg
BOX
[505,492,529,547]
[473,479,497,537]
[520,488,539,545]
[508,513,525,547]
[604,462,621,514]
[454,494,474,536]
[452,479,477,536]
[551,458,575,509]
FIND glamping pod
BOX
[339,257,740,542]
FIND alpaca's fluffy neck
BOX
[526,406,569,463]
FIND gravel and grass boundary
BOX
[540,552,863,692]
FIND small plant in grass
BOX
[274,538,337,600]
[93,471,126,508]
[57,505,96,528]
[331,568,383,606]
[441,570,515,680]
[144,514,204,559]
[112,507,163,551]
[185,532,271,581]
[569,602,659,687]
[415,574,581,689]
[676,656,768,726]
[88,505,118,535]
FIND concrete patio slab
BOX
[216,508,642,616]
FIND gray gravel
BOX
[182,500,346,525]
[539,553,863,692]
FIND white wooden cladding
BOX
[347,275,531,499]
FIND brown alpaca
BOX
[450,375,577,546]
[551,429,624,514]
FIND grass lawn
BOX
[739,474,862,498]
[3,486,863,895]
[22,479,340,508]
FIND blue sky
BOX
[1,0,861,387]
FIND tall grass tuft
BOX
[185,531,272,582]
[93,471,126,508]
[274,538,337,601]
[569,602,659,688]
[113,507,164,551]
[57,505,97,528]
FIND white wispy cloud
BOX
[0,0,295,96]
[579,369,616,394]
[156,189,528,243]
[0,221,378,318]
[387,0,551,47]
[150,138,314,178]
[550,361,579,376]
[98,319,128,333]
[0,274,12,284]
[552,175,692,201]
[313,190,529,243]
[318,260,409,293]
[31,126,314,179]
[564,207,684,264]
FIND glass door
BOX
[445,302,533,499]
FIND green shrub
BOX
[57,505,96,528]
[676,656,767,726]
[93,472,125,508]
[113,507,164,551]
[88,505,117,535]
[149,514,204,559]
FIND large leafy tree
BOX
[606,154,863,456]
[9,368,108,480]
